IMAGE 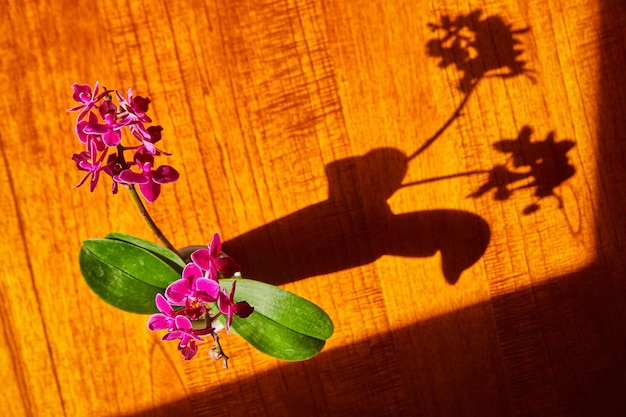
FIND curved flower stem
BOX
[127,184,179,255]
[406,79,480,162]
[211,332,229,370]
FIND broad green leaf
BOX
[222,312,327,361]
[221,278,334,340]
[105,232,186,272]
[218,278,333,360]
[79,239,180,314]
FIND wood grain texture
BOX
[1,0,625,416]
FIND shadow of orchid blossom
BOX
[402,126,577,215]
[469,126,576,214]
[410,10,534,161]
[427,9,536,93]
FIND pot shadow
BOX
[222,148,491,286]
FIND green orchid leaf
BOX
[219,278,333,360]
[79,238,180,314]
[105,232,186,272]
[220,278,334,340]
[224,312,327,361]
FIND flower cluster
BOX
[68,82,179,202]
[147,233,254,366]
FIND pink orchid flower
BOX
[191,233,241,281]
[218,281,254,331]
[114,148,179,203]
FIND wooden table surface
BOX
[2,0,626,416]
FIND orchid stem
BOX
[127,184,179,255]
[400,169,490,188]
[407,80,480,162]
[211,332,229,369]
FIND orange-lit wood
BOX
[2,0,626,416]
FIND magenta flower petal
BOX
[83,123,109,135]
[218,281,254,331]
[147,294,178,331]
[102,129,122,147]
[190,249,212,271]
[190,233,240,280]
[174,315,193,332]
[73,137,106,192]
[166,279,192,305]
[132,95,151,114]
[217,289,231,314]
[234,301,254,319]
[195,278,220,301]
[147,314,173,331]
[98,99,117,118]
[134,145,154,167]
[68,82,107,121]
[71,83,94,103]
[155,293,174,314]
[153,165,179,184]
[115,169,150,185]
[209,233,221,258]
[142,142,157,155]
[162,332,180,341]
[116,114,134,127]
[139,180,160,203]
[147,125,163,142]
[75,121,91,144]
[182,263,203,281]
[215,257,241,278]
[217,289,234,330]
[180,341,198,360]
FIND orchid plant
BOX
[68,82,333,368]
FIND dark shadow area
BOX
[116,263,626,417]
[223,148,490,285]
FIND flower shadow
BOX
[427,9,536,93]
[402,126,578,215]
[469,126,576,214]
